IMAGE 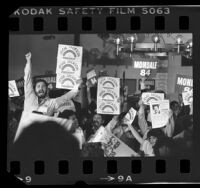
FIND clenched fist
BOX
[25,52,31,62]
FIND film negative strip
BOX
[7,4,200,185]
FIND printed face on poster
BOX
[150,100,170,129]
[175,74,193,94]
[141,92,164,105]
[9,80,20,97]
[97,77,120,115]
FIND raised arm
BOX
[86,81,92,104]
[163,109,175,137]
[23,52,37,112]
[55,79,82,107]
[137,99,149,136]
[24,52,34,96]
[105,115,118,133]
[127,123,144,145]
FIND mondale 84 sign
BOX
[175,74,193,94]
[132,58,158,78]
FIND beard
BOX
[92,121,100,132]
[36,90,47,99]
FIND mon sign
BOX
[175,74,193,94]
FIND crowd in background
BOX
[8,81,193,159]
[8,53,193,161]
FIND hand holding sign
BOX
[25,52,31,62]
[76,78,83,90]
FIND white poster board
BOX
[150,100,170,129]
[97,77,120,115]
[56,59,82,76]
[57,44,83,62]
[56,44,83,90]
[87,69,97,86]
[182,91,193,106]
[123,107,137,125]
[88,126,137,157]
[141,92,164,105]
[56,73,79,90]
[9,80,20,97]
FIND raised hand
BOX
[138,98,144,107]
[25,52,31,62]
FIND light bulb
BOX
[127,34,138,43]
[176,35,183,44]
[187,39,192,47]
[116,38,120,45]
[152,34,160,43]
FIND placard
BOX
[57,44,83,62]
[88,126,137,157]
[141,92,164,105]
[150,100,170,129]
[56,73,79,90]
[9,80,20,97]
[175,74,193,94]
[97,100,120,115]
[56,58,82,76]
[97,77,120,115]
[123,107,137,125]
[138,79,155,90]
[56,44,83,90]
[87,69,97,87]
[182,91,193,106]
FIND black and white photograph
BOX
[7,33,193,160]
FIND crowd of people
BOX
[8,52,193,160]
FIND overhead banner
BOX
[138,79,155,91]
[9,80,20,97]
[175,74,193,94]
[97,77,120,115]
[141,92,164,105]
[56,44,83,90]
[182,91,193,106]
[132,58,158,78]
[88,126,138,157]
[150,100,170,129]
